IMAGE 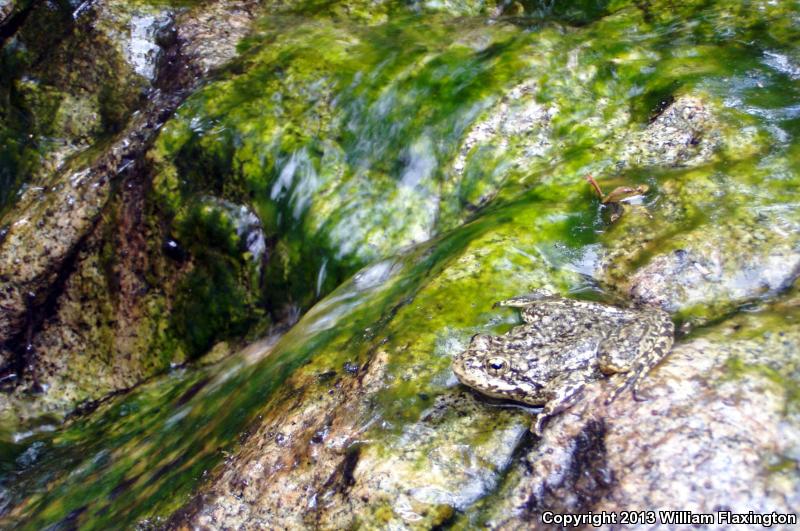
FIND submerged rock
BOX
[597,97,800,324]
[3,0,800,528]
[164,3,800,527]
[169,241,800,529]
[0,0,159,214]
[619,95,721,168]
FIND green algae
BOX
[726,355,800,412]
[0,193,591,528]
[149,13,545,314]
[0,0,151,215]
[144,0,800,361]
[171,203,267,358]
[714,305,800,413]
[4,0,800,527]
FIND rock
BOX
[4,2,800,526]
[181,363,529,529]
[0,0,157,214]
[0,0,264,422]
[597,98,800,324]
[161,22,800,522]
[470,302,800,528]
[440,79,556,227]
[0,0,15,25]
[619,95,721,168]
[169,231,800,529]
[163,200,591,528]
[626,214,800,316]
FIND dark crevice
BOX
[52,504,88,530]
[511,428,537,472]
[66,387,129,420]
[108,473,142,501]
[340,444,361,489]
[648,93,676,123]
[524,419,613,520]
[0,217,94,392]
[0,0,39,45]
[175,377,211,407]
[431,510,459,531]
[0,6,210,393]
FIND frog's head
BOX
[451,333,547,406]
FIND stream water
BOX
[2,0,800,528]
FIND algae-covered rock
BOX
[3,0,800,528]
[0,0,265,423]
[0,0,16,25]
[0,0,163,214]
[166,2,800,527]
[0,0,165,344]
[1,0,562,426]
[167,200,587,529]
[172,222,800,529]
[146,14,539,311]
[597,97,800,324]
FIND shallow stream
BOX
[2,0,800,527]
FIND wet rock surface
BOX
[0,0,264,421]
[598,97,800,323]
[2,0,800,528]
[0,0,14,25]
[471,305,800,529]
[169,291,800,529]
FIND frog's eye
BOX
[485,357,509,376]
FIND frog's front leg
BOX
[532,375,587,436]
[599,315,674,404]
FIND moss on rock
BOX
[4,0,800,527]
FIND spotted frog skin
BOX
[451,292,674,435]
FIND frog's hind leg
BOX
[495,290,557,307]
[532,376,587,436]
[602,315,674,404]
[495,290,558,324]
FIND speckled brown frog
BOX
[452,291,674,435]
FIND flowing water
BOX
[2,0,800,527]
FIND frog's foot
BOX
[631,384,653,401]
[532,413,548,437]
[532,380,585,436]
[605,366,652,404]
[495,289,557,308]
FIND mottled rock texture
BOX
[2,1,800,529]
[0,0,264,422]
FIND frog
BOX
[585,173,650,223]
[451,291,674,435]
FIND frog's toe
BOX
[532,414,547,437]
[494,297,534,308]
[606,369,654,404]
[631,380,653,402]
[631,389,649,401]
[605,376,633,405]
